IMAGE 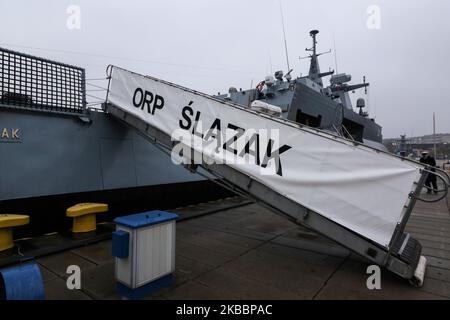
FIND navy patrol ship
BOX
[0,31,384,234]
[217,30,384,150]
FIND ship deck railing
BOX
[0,46,86,116]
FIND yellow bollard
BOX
[66,203,108,233]
[0,215,30,252]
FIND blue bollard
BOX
[0,262,45,300]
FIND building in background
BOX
[384,134,450,160]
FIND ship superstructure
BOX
[217,30,384,150]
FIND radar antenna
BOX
[279,0,290,71]
[299,30,332,87]
[333,34,339,74]
[364,76,367,94]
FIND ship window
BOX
[342,118,364,142]
[296,110,322,128]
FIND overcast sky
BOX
[1,0,449,138]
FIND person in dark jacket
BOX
[419,152,428,165]
[422,151,438,194]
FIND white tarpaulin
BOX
[107,66,423,247]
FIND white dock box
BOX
[112,210,177,298]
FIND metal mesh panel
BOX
[0,47,86,114]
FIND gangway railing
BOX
[104,65,441,286]
[0,47,86,115]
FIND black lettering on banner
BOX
[192,111,203,138]
[143,91,154,112]
[239,132,260,165]
[132,88,165,115]
[261,139,292,176]
[176,101,292,177]
[153,95,165,114]
[204,119,221,141]
[204,118,222,152]
[223,123,245,155]
[179,102,194,130]
[133,88,143,108]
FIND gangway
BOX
[104,65,449,286]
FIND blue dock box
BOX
[112,210,178,299]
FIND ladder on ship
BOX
[103,65,449,286]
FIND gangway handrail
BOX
[435,166,450,185]
[414,168,449,203]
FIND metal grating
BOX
[0,47,86,114]
[391,232,422,265]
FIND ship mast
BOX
[301,30,333,87]
[307,30,321,85]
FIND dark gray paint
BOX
[0,108,202,201]
[217,80,383,144]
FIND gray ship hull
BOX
[288,82,383,145]
[0,108,205,201]
[0,108,229,234]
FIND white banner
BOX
[107,66,423,247]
